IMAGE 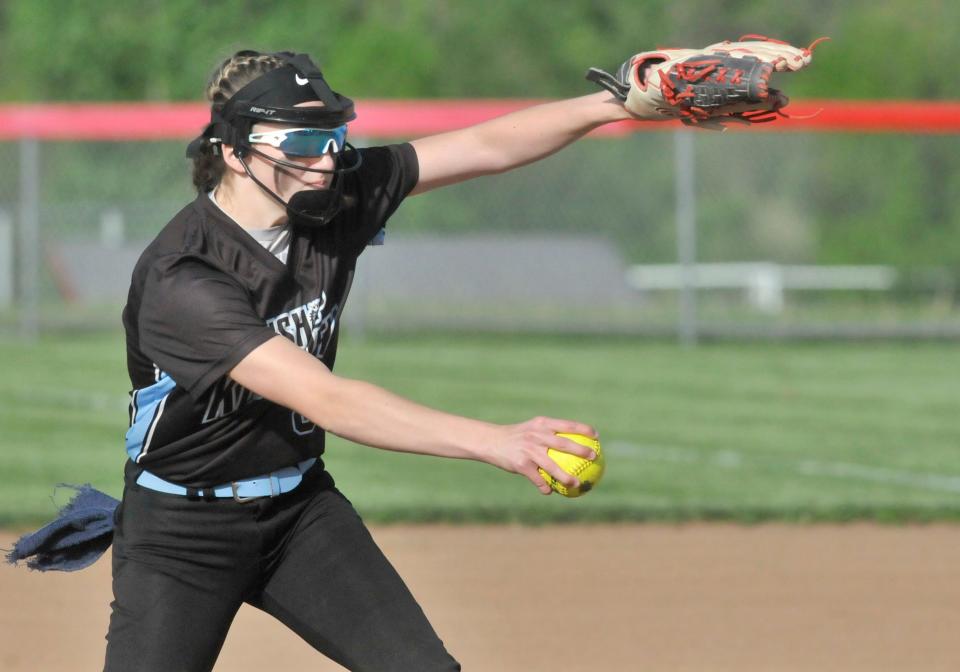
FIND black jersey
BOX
[122,143,418,488]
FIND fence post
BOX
[19,138,41,339]
[674,131,697,346]
[0,210,12,309]
[100,207,125,248]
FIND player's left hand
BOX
[486,417,598,495]
[586,35,828,129]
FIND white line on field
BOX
[796,460,960,493]
[3,387,128,412]
[607,441,960,494]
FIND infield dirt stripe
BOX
[3,524,959,672]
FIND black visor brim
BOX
[233,98,356,127]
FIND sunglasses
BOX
[247,125,348,157]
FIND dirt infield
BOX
[3,524,959,671]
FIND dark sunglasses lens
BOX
[279,128,347,157]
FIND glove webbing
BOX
[662,55,771,113]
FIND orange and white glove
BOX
[586,35,827,128]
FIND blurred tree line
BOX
[1,0,956,101]
[0,0,957,274]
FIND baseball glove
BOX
[586,35,827,129]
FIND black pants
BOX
[103,468,460,672]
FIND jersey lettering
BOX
[202,378,263,424]
[200,293,339,425]
[292,413,315,436]
[266,294,339,358]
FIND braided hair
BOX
[191,50,285,193]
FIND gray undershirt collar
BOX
[208,190,291,263]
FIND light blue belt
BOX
[136,458,317,502]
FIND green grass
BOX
[2,332,959,525]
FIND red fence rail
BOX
[1,100,959,140]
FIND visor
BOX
[247,126,347,157]
[186,52,355,159]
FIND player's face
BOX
[246,101,341,201]
[246,121,338,200]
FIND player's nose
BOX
[304,152,336,171]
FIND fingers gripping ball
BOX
[539,433,605,498]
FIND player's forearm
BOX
[410,91,632,193]
[304,376,500,461]
[230,336,598,493]
[471,91,632,172]
[230,336,499,462]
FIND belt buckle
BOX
[231,482,261,503]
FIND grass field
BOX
[1,332,959,525]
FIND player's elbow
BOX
[290,373,361,434]
[476,140,515,175]
[229,335,342,425]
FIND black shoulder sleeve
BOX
[137,257,276,400]
[343,142,419,251]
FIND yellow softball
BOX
[538,432,604,498]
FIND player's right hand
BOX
[486,417,598,495]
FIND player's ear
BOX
[220,146,247,175]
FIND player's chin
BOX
[288,181,331,196]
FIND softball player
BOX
[106,49,627,671]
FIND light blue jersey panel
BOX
[125,373,177,462]
[368,228,386,246]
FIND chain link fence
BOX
[2,130,959,340]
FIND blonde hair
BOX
[191,50,286,193]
